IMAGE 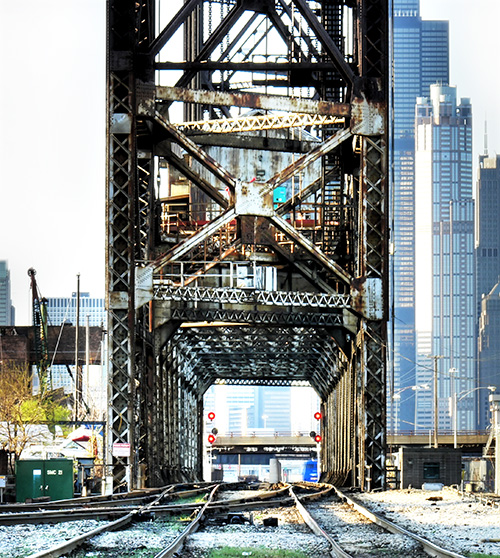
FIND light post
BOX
[262,415,268,429]
[427,355,443,448]
[452,385,496,449]
[449,368,458,449]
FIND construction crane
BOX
[27,268,50,395]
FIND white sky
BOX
[0,0,106,325]
[0,1,499,325]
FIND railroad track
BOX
[298,486,467,558]
[0,482,471,558]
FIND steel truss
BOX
[175,113,344,134]
[154,285,351,308]
[107,0,388,490]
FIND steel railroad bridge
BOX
[106,0,389,491]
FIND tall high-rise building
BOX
[0,261,15,325]
[476,154,500,303]
[391,0,449,431]
[478,282,500,429]
[476,154,500,428]
[414,85,475,432]
[45,293,105,397]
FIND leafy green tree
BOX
[0,362,71,472]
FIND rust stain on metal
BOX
[155,111,237,191]
[156,86,350,117]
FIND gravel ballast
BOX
[354,487,500,556]
[1,487,500,557]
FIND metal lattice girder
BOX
[106,0,137,489]
[175,113,344,134]
[356,0,389,490]
[154,285,351,309]
[362,321,386,489]
[166,324,344,398]
[169,307,344,327]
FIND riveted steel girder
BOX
[106,0,388,490]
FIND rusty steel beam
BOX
[275,176,322,216]
[153,208,237,272]
[188,133,319,153]
[150,110,238,193]
[265,127,353,191]
[158,143,229,209]
[291,0,355,85]
[156,86,350,117]
[176,3,246,90]
[270,214,352,287]
[276,0,322,60]
[181,245,240,287]
[148,0,202,57]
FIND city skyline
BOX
[1,1,499,327]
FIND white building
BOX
[45,293,106,415]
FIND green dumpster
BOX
[16,459,74,502]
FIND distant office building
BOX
[391,0,449,431]
[0,261,15,325]
[476,154,500,428]
[204,384,318,435]
[48,292,105,328]
[414,84,475,431]
[45,293,105,404]
[478,282,500,429]
[476,154,500,301]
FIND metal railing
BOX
[213,430,313,438]
[387,429,490,437]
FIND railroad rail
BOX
[1,482,473,557]
[329,488,467,558]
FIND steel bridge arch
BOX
[106,0,388,491]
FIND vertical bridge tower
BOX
[106,0,388,490]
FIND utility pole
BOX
[428,355,443,449]
[74,273,81,421]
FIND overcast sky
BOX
[0,0,499,325]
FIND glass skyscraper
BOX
[415,85,474,432]
[0,261,14,326]
[391,0,449,431]
[476,155,500,305]
[45,292,105,393]
[476,154,500,429]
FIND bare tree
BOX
[0,362,70,473]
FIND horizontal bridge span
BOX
[167,307,345,326]
[214,435,316,448]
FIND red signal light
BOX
[208,412,215,421]
[314,434,322,443]
[208,433,216,444]
[314,412,322,420]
